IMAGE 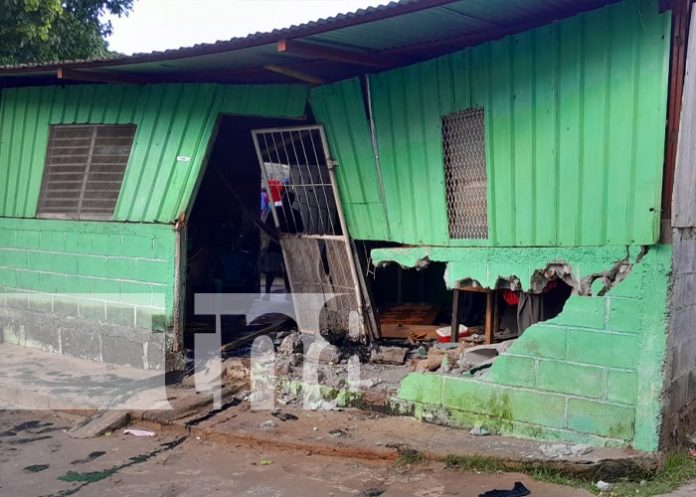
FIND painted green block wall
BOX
[384,245,671,451]
[311,0,670,247]
[0,218,176,330]
[0,83,308,223]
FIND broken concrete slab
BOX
[458,340,515,371]
[306,342,340,364]
[369,346,407,365]
[278,332,304,356]
[68,410,129,439]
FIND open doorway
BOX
[184,115,308,345]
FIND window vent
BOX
[442,108,488,239]
[37,124,135,220]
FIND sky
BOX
[105,0,387,55]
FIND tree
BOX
[0,0,134,65]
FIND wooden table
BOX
[451,286,498,344]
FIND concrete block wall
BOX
[0,218,177,368]
[662,227,696,446]
[385,245,671,452]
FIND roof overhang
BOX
[0,0,658,87]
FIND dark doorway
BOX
[184,115,307,342]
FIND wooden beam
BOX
[264,64,325,85]
[56,67,148,84]
[278,39,397,68]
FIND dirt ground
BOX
[0,410,599,497]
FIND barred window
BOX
[37,124,136,220]
[442,108,488,239]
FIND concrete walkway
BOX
[0,342,658,480]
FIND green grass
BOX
[394,448,425,466]
[444,452,696,497]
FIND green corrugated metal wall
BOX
[0,83,308,223]
[310,0,670,247]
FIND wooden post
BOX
[451,289,461,342]
[484,291,494,344]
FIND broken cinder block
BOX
[370,346,408,365]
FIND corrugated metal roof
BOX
[0,0,624,86]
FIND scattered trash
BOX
[271,411,298,422]
[479,481,530,497]
[259,458,273,465]
[259,420,277,431]
[369,346,408,365]
[689,448,696,457]
[23,464,49,473]
[595,481,614,492]
[361,488,385,497]
[123,429,156,437]
[469,427,491,436]
[313,426,318,432]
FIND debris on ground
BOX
[369,346,408,365]
[595,480,613,492]
[259,420,277,431]
[361,488,385,497]
[259,458,273,465]
[123,429,156,437]
[539,443,593,458]
[479,481,530,497]
[470,427,491,436]
[306,341,341,364]
[278,332,304,355]
[222,357,250,383]
[68,411,129,439]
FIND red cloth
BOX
[267,179,284,203]
[502,290,519,305]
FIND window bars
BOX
[442,108,488,239]
[37,124,135,220]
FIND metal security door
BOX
[252,125,372,339]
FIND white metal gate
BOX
[252,125,372,339]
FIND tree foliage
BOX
[0,0,134,65]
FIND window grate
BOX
[37,124,135,220]
[442,108,488,239]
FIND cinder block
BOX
[505,389,567,428]
[546,296,606,329]
[17,270,41,291]
[4,249,27,269]
[607,298,643,333]
[122,236,154,258]
[607,369,637,405]
[79,301,106,322]
[398,373,443,406]
[107,258,137,279]
[53,296,79,317]
[537,360,604,398]
[89,234,122,256]
[120,281,152,305]
[40,272,66,293]
[61,326,101,362]
[135,259,171,284]
[16,230,40,249]
[65,233,91,254]
[106,304,135,327]
[0,268,18,288]
[509,324,567,359]
[77,255,108,277]
[488,355,536,387]
[566,329,638,369]
[39,231,66,251]
[567,398,635,439]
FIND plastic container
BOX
[436,325,467,343]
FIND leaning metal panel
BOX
[252,126,365,337]
[442,108,488,239]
